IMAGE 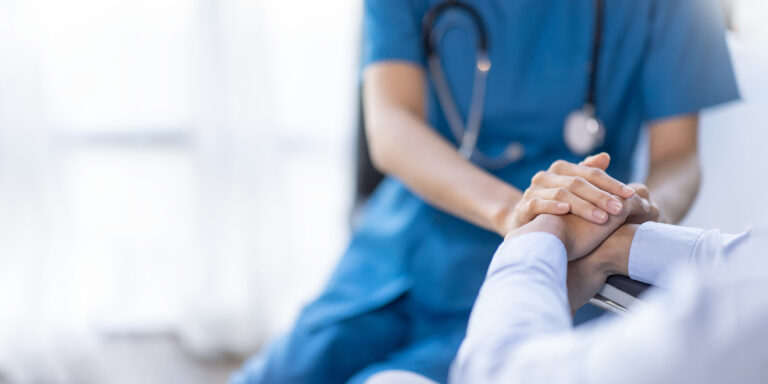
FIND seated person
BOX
[452,200,765,383]
[369,193,766,384]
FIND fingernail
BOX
[592,210,607,221]
[621,186,636,196]
[557,202,570,211]
[642,199,650,212]
[607,199,623,214]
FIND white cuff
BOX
[490,232,568,288]
[628,222,704,286]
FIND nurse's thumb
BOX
[580,152,610,170]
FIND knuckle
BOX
[531,171,547,184]
[628,183,649,197]
[587,168,604,179]
[553,187,569,200]
[527,198,540,211]
[522,188,534,199]
[568,176,586,189]
[550,160,567,171]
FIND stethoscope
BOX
[422,0,606,169]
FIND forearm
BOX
[454,225,764,384]
[645,151,700,224]
[645,115,701,224]
[364,65,522,235]
[452,219,573,383]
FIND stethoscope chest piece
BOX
[564,105,606,156]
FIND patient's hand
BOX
[508,192,649,261]
[559,192,649,260]
[566,224,638,311]
[504,196,650,312]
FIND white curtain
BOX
[0,3,100,382]
[0,1,361,380]
[182,0,361,356]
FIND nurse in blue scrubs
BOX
[232,0,739,383]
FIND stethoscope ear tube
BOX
[425,1,520,169]
[423,0,606,168]
[422,1,489,61]
[427,19,493,165]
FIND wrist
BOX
[491,192,524,236]
[506,214,568,248]
[492,202,516,236]
[599,224,639,276]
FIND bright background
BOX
[0,0,765,382]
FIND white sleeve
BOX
[450,232,572,383]
[628,222,749,287]
[451,228,768,384]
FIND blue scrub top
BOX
[300,0,739,330]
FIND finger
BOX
[536,173,625,215]
[532,187,609,224]
[549,160,635,199]
[579,152,611,171]
[626,197,661,224]
[649,202,660,219]
[624,195,651,216]
[513,197,571,227]
[525,198,571,217]
[627,182,650,199]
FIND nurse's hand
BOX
[506,192,650,261]
[506,153,637,230]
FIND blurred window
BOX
[20,0,198,139]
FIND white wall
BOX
[682,31,768,232]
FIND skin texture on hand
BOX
[505,214,644,312]
[506,191,648,262]
[503,153,637,232]
[625,183,660,224]
[557,192,649,261]
[507,188,643,245]
[503,153,661,312]
[566,224,638,311]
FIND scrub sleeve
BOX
[639,0,739,120]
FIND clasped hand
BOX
[505,153,659,311]
[503,153,659,234]
[506,192,650,261]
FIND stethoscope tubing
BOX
[422,0,606,168]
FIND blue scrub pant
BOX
[230,293,468,384]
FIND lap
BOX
[231,297,409,384]
[346,326,466,384]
